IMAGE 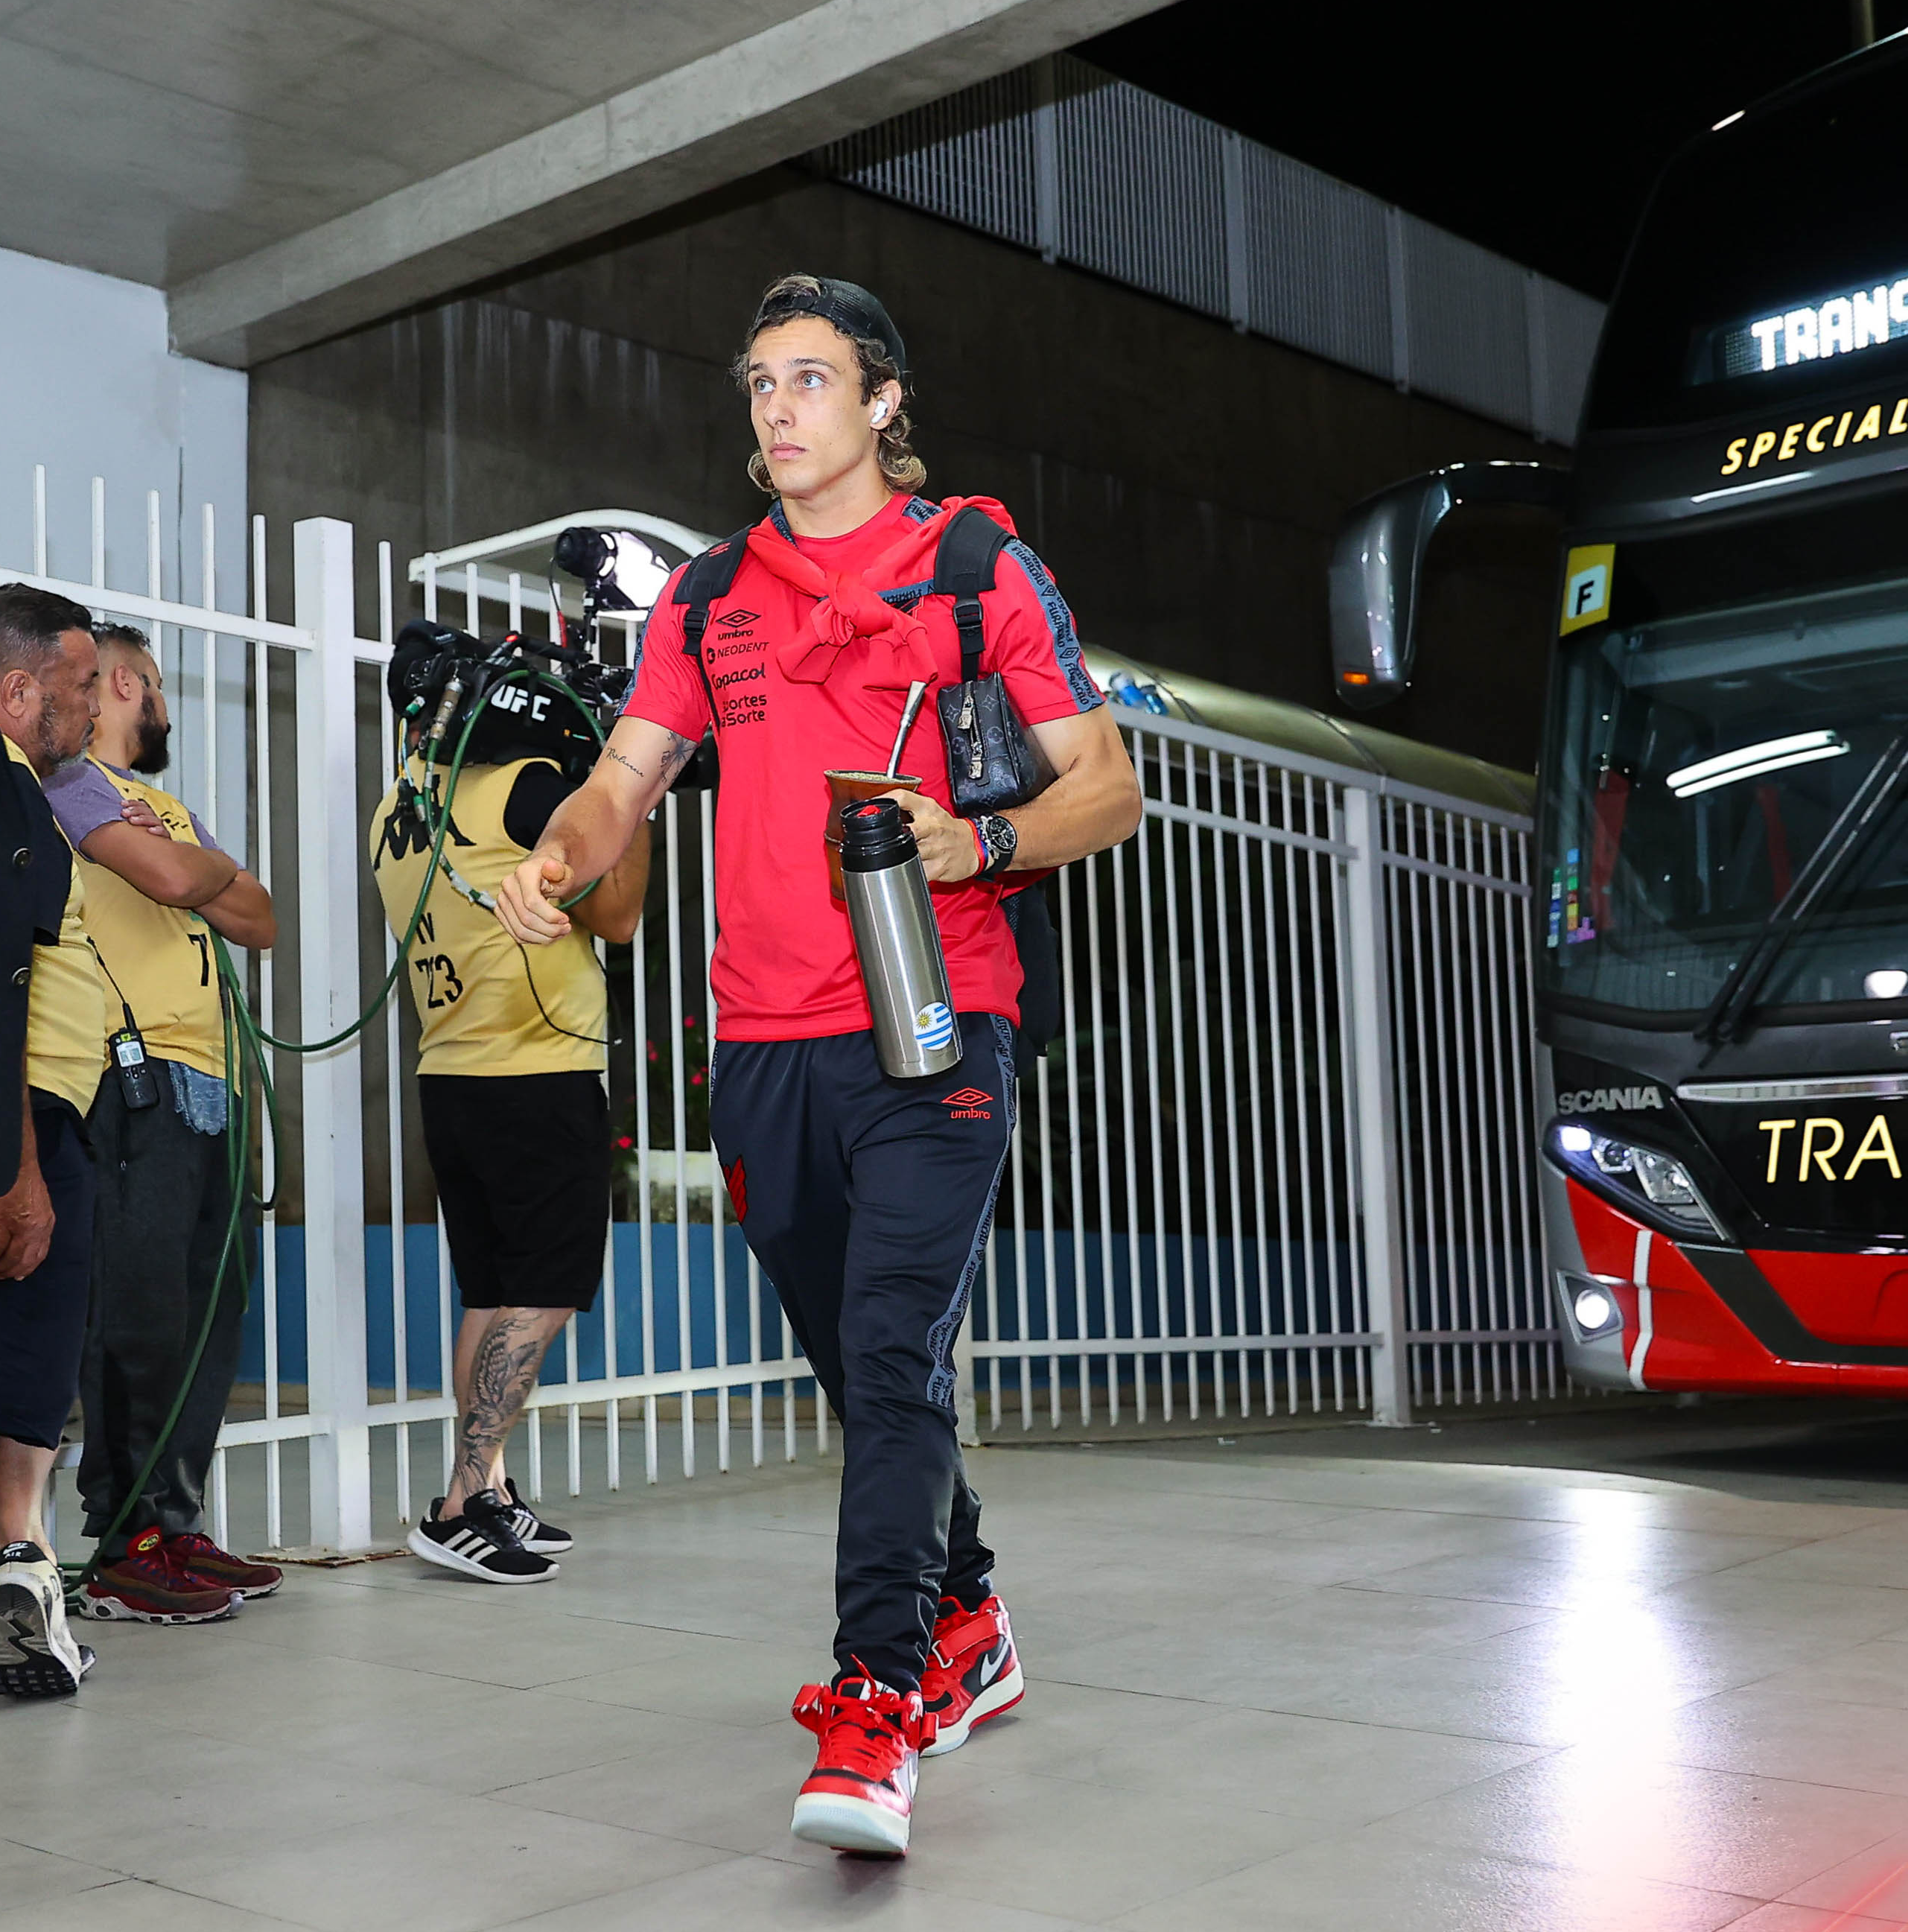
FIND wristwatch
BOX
[973,813,1018,880]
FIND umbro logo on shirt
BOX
[943,1087,993,1119]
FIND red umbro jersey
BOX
[624,492,1101,1042]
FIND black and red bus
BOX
[1332,36,1908,1395]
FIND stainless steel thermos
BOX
[840,798,962,1079]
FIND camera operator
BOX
[498,273,1142,1852]
[372,630,649,1583]
[44,623,278,1624]
[0,585,100,1696]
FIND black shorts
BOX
[418,1071,609,1312]
[0,1100,95,1450]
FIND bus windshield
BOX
[1539,492,1908,1022]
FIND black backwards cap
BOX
[749,276,908,378]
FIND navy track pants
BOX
[0,1102,95,1450]
[710,1013,1015,1691]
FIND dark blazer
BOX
[0,748,72,1190]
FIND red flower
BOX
[616,1135,634,1149]
[690,1070,705,1087]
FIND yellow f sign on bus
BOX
[1560,545,1616,635]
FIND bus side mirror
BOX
[1329,461,1570,711]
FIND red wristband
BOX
[969,820,989,877]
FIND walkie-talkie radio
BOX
[108,1014,159,1110]
[89,936,160,1110]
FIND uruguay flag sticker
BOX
[914,1002,955,1051]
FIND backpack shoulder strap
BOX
[672,526,754,712]
[673,527,754,642]
[932,505,1012,685]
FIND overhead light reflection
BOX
[1525,1496,1688,1884]
[1667,730,1849,797]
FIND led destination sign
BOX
[1704,277,1908,382]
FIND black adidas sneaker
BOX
[407,1491,558,1583]
[0,1540,93,1696]
[503,1478,573,1554]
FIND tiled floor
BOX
[14,1408,1908,1930]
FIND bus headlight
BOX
[1545,1122,1720,1236]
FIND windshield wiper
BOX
[1696,729,1908,1049]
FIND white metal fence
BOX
[809,54,1607,447]
[1380,795,1554,1409]
[25,474,1550,1558]
[971,713,1548,1434]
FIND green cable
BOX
[243,666,606,1055]
[63,970,258,1601]
[242,674,497,1054]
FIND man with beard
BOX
[43,623,279,1622]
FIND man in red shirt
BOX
[498,273,1140,1855]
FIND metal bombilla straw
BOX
[885,680,929,779]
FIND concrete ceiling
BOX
[0,0,1170,366]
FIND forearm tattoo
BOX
[450,1309,559,1502]
[602,731,696,785]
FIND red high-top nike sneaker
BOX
[789,1674,935,1855]
[919,1593,1024,1755]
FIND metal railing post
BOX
[1385,206,1411,396]
[293,517,373,1549]
[1342,786,1412,1425]
[1032,54,1060,264]
[1525,269,1551,445]
[1221,130,1250,333]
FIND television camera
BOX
[391,523,700,785]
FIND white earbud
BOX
[871,401,889,426]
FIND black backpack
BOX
[671,507,1060,1075]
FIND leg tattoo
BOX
[445,1309,564,1513]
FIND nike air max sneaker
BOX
[503,1477,573,1554]
[83,1529,242,1624]
[0,1540,92,1695]
[920,1592,1024,1755]
[789,1675,935,1855]
[407,1490,558,1583]
[165,1532,284,1600]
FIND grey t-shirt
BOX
[43,757,224,856]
